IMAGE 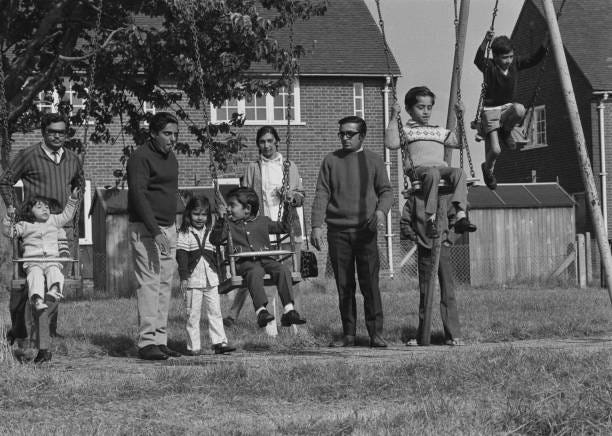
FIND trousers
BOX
[184,286,227,351]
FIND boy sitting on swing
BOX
[475,30,549,190]
[385,86,476,239]
[210,187,306,329]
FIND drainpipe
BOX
[597,92,610,236]
[383,76,394,278]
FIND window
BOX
[11,180,92,245]
[211,80,301,125]
[353,82,365,119]
[523,105,547,149]
[36,78,87,116]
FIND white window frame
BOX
[353,82,365,119]
[36,78,88,118]
[210,79,303,125]
[12,180,92,245]
[522,105,547,150]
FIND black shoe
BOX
[6,330,15,346]
[257,309,275,328]
[138,345,168,361]
[158,345,182,357]
[212,343,236,354]
[184,349,203,356]
[33,349,52,363]
[481,162,497,190]
[330,335,356,347]
[426,219,439,239]
[280,310,307,327]
[370,335,388,348]
[453,217,477,234]
[223,317,235,327]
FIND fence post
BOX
[585,232,592,286]
[577,234,586,289]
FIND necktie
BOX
[52,151,59,164]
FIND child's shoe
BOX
[280,310,307,327]
[46,288,63,302]
[33,349,52,363]
[32,296,48,311]
[453,217,477,234]
[481,162,497,190]
[257,309,274,328]
[425,219,439,239]
[212,343,236,354]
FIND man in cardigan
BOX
[127,112,181,361]
[0,112,83,359]
[311,116,393,348]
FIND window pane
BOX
[216,108,226,120]
[354,82,363,96]
[256,108,266,120]
[245,108,255,119]
[274,93,285,106]
[274,108,285,120]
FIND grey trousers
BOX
[130,222,177,349]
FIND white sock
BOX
[255,306,266,315]
[283,303,294,314]
[456,210,466,220]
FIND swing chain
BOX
[374,0,415,193]
[0,51,10,170]
[453,0,476,179]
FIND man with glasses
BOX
[127,112,181,361]
[0,112,83,360]
[310,116,393,348]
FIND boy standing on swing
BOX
[475,30,549,190]
[385,86,476,239]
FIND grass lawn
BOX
[2,279,612,434]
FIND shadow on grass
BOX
[89,333,137,357]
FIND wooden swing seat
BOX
[404,177,479,198]
[216,248,302,295]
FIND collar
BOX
[146,139,170,157]
[40,142,64,160]
[260,153,283,164]
[231,215,257,224]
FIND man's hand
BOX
[310,227,323,251]
[6,205,15,218]
[485,30,495,42]
[217,203,227,218]
[391,103,401,117]
[368,210,386,232]
[154,232,170,256]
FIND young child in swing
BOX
[2,187,79,311]
[385,86,476,239]
[176,195,236,355]
[475,30,549,190]
[210,187,306,328]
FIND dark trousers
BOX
[9,286,58,349]
[328,229,383,338]
[417,244,461,342]
[237,258,294,310]
[414,166,468,217]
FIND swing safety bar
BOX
[405,177,480,198]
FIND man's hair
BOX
[491,36,514,56]
[227,187,259,216]
[404,86,436,109]
[338,116,367,137]
[20,196,51,223]
[149,112,179,133]
[40,112,69,135]
[256,125,281,147]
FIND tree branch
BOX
[58,26,129,61]
[8,58,61,123]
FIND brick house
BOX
[493,0,612,233]
[6,0,402,283]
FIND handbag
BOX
[300,237,318,278]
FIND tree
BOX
[0,0,327,175]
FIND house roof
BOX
[521,0,612,91]
[467,183,575,209]
[250,0,401,77]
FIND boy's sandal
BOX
[405,339,419,347]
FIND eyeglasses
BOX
[337,131,360,139]
[46,129,67,137]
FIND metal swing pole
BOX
[542,0,612,300]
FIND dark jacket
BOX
[210,214,289,256]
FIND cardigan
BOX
[176,226,219,285]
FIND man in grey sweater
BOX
[311,116,393,348]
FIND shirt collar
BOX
[40,142,64,161]
[260,153,283,164]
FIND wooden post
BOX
[444,0,470,165]
[586,232,592,285]
[577,234,586,289]
[542,0,612,303]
